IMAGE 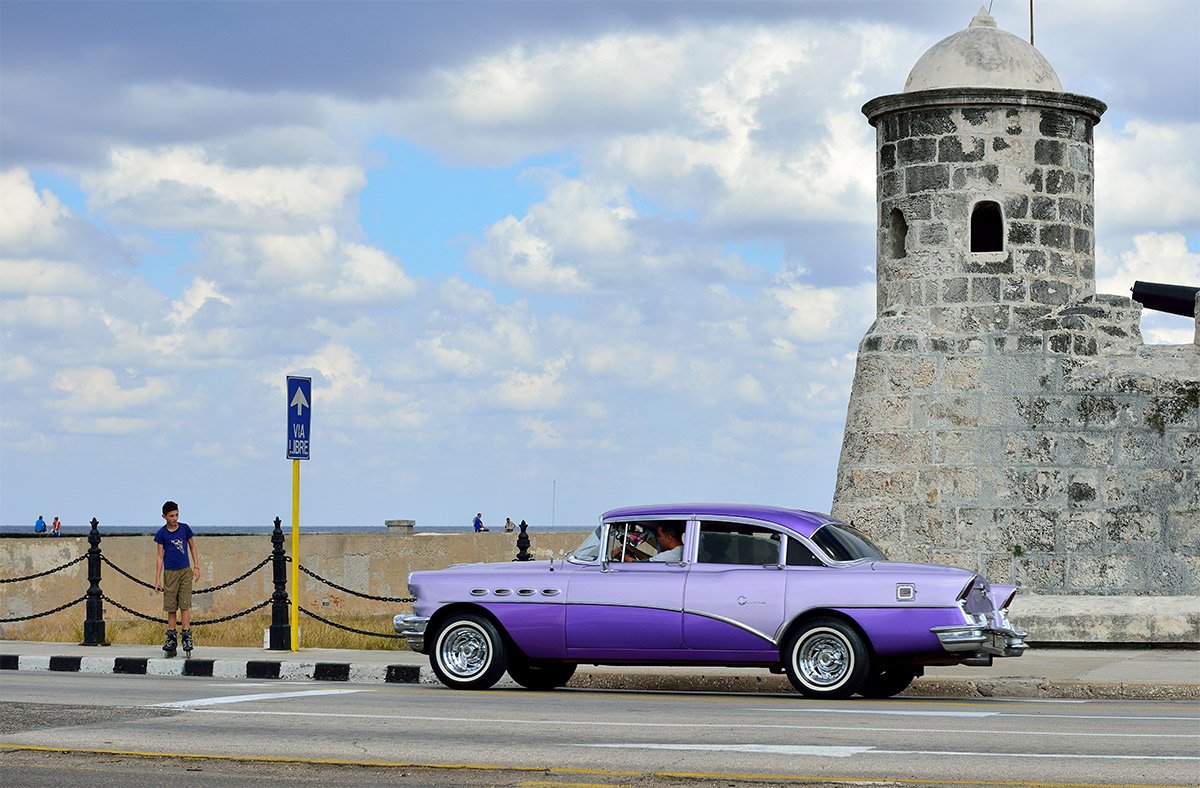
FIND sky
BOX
[1,0,1197,530]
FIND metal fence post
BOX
[268,516,291,649]
[81,517,107,646]
[515,519,532,561]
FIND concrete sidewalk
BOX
[2,640,1196,700]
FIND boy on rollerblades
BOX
[153,500,199,657]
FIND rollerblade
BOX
[163,629,178,658]
[181,629,193,656]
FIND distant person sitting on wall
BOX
[51,517,61,537]
[473,513,488,532]
[34,515,46,534]
[504,517,515,532]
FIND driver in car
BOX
[616,523,684,562]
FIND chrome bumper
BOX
[393,613,430,652]
[931,624,1028,658]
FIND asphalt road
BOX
[2,671,1198,787]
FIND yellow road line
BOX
[0,744,1186,788]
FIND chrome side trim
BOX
[681,608,777,646]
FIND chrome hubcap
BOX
[440,624,490,678]
[797,630,850,687]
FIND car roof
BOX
[600,503,838,539]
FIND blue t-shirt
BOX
[155,523,194,570]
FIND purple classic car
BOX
[395,504,1027,699]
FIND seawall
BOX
[1,530,583,639]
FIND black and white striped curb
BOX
[0,653,424,684]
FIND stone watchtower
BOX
[833,9,1199,641]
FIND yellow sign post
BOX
[291,458,300,651]
[285,375,311,653]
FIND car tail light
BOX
[956,577,977,601]
[999,587,1018,610]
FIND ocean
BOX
[0,523,593,537]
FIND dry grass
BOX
[4,612,408,651]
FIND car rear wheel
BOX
[507,659,577,690]
[857,666,921,698]
[430,613,507,690]
[783,617,870,699]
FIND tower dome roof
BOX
[904,6,1062,93]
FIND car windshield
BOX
[809,522,887,562]
[570,525,603,562]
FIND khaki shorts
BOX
[162,568,193,612]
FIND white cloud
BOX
[81,146,365,232]
[1096,232,1200,295]
[1096,121,1200,231]
[201,226,416,305]
[0,259,105,297]
[0,169,71,253]
[471,214,590,293]
[770,276,876,344]
[493,356,571,411]
[171,278,231,325]
[518,416,565,448]
[733,373,769,406]
[50,366,174,414]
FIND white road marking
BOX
[761,707,1199,722]
[766,708,1000,718]
[582,742,1200,761]
[203,682,311,687]
[176,709,1200,738]
[150,688,366,708]
[584,743,870,757]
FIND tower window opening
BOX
[888,208,908,259]
[971,201,1003,252]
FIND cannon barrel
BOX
[1131,281,1199,319]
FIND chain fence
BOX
[0,553,87,584]
[103,595,273,626]
[295,561,415,604]
[0,595,88,623]
[291,558,413,639]
[101,554,272,595]
[2,518,422,644]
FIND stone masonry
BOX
[831,11,1199,601]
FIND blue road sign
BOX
[287,376,312,460]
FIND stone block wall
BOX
[833,295,1200,595]
[869,93,1104,336]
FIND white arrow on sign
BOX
[290,386,309,416]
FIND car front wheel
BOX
[783,618,869,699]
[430,613,507,690]
[507,659,577,690]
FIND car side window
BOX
[605,521,686,562]
[786,537,825,567]
[696,521,782,565]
